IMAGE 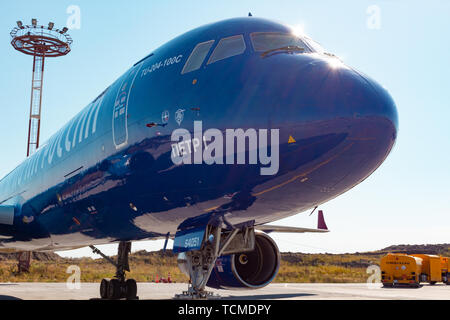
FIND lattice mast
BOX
[9,19,73,273]
[28,54,44,156]
[10,19,73,156]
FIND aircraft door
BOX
[113,64,143,149]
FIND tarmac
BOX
[0,282,448,300]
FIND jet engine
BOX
[178,232,280,290]
[207,233,280,289]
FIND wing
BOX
[255,225,329,233]
[255,210,329,234]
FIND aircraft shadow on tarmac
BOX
[0,295,22,300]
[222,293,316,300]
[90,293,316,301]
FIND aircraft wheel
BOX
[125,279,137,299]
[100,279,110,299]
[108,279,122,299]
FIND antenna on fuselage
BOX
[308,205,318,216]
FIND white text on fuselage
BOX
[5,95,105,189]
[141,55,183,77]
[171,121,279,176]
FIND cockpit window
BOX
[304,37,325,54]
[207,35,246,65]
[250,32,313,54]
[181,40,215,74]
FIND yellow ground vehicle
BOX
[380,254,422,287]
[410,254,445,285]
[381,253,450,287]
[440,256,449,285]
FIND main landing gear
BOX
[90,241,138,300]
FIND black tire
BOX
[100,279,110,299]
[430,281,437,285]
[108,279,122,299]
[125,279,137,300]
[382,283,393,288]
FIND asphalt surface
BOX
[0,282,448,300]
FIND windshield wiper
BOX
[261,45,305,58]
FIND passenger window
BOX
[207,35,246,65]
[181,40,215,74]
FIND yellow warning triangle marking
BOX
[288,136,296,144]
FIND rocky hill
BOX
[379,244,450,255]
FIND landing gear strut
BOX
[176,225,253,299]
[90,241,138,300]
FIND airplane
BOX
[0,16,398,299]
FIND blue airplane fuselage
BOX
[0,17,398,251]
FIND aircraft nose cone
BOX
[257,55,398,141]
[294,56,397,142]
[256,54,398,188]
[341,64,398,136]
[291,56,398,183]
[294,57,398,136]
[324,62,399,176]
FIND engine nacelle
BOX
[206,233,280,290]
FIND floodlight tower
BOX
[10,19,73,156]
[10,19,73,272]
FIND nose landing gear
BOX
[175,225,255,299]
[90,241,138,300]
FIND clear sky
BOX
[0,1,449,258]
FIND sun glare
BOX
[290,24,306,38]
[326,56,348,70]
